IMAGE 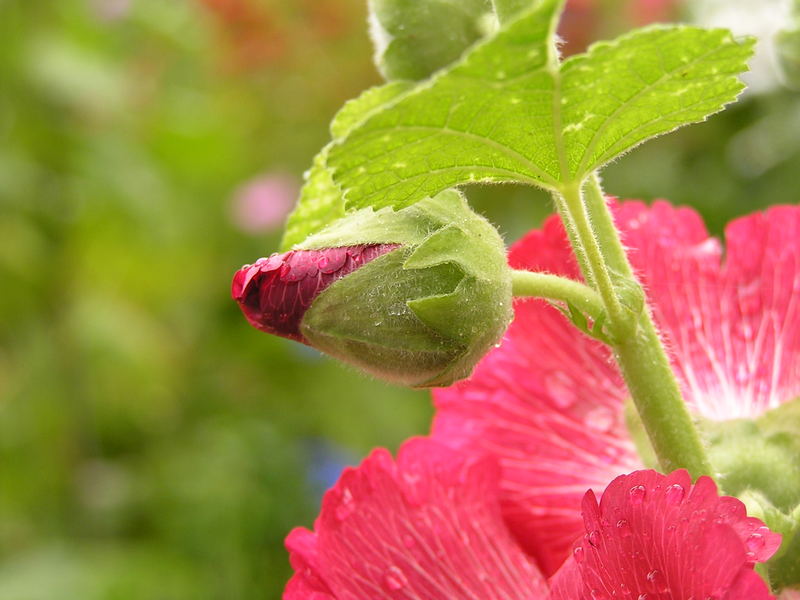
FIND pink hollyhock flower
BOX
[284,438,780,599]
[550,469,781,600]
[231,244,398,341]
[433,201,800,575]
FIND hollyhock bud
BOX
[368,0,495,81]
[232,190,513,388]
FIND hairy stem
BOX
[614,316,712,475]
[557,182,626,328]
[511,270,604,320]
[556,173,713,478]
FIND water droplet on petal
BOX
[585,406,615,432]
[591,589,608,600]
[587,530,601,547]
[629,485,647,505]
[545,371,578,409]
[573,546,585,563]
[616,519,632,538]
[745,533,765,553]
[402,534,416,549]
[646,569,669,593]
[335,487,355,521]
[665,483,685,505]
[637,594,648,600]
[383,566,407,591]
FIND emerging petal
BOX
[284,437,549,600]
[231,244,398,341]
[550,469,782,600]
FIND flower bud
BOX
[368,0,495,81]
[232,190,513,388]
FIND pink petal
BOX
[283,437,549,600]
[550,469,780,600]
[629,204,800,419]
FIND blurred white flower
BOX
[690,0,793,92]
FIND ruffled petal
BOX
[284,437,548,600]
[549,469,780,600]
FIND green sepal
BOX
[301,249,467,387]
[369,0,495,81]
[298,190,512,388]
[701,399,800,514]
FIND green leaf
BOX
[280,82,412,250]
[328,0,754,211]
[280,151,344,251]
[561,27,755,178]
[491,0,532,23]
[369,0,494,81]
[330,81,413,139]
[329,0,563,210]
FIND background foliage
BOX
[0,0,798,598]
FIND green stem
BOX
[615,317,712,475]
[557,182,626,328]
[583,173,634,278]
[555,173,713,478]
[511,270,604,320]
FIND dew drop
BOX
[585,406,615,432]
[402,534,416,549]
[629,485,646,505]
[637,594,649,600]
[383,566,408,591]
[545,371,578,409]
[646,569,669,593]
[335,487,355,521]
[745,533,765,553]
[573,546,585,563]
[590,589,608,600]
[616,519,632,538]
[587,530,601,547]
[664,483,685,505]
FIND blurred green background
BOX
[0,0,797,598]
